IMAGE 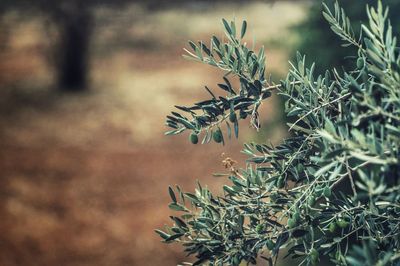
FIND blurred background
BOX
[0,0,398,265]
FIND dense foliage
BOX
[294,0,400,73]
[157,1,400,265]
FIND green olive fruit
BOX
[256,224,264,233]
[336,218,349,229]
[335,251,341,260]
[328,222,337,233]
[213,129,223,143]
[266,239,275,250]
[232,256,240,265]
[293,211,301,222]
[310,248,319,265]
[229,112,237,123]
[297,164,304,173]
[189,133,199,144]
[323,186,332,197]
[287,218,296,229]
[357,57,364,69]
[308,196,316,206]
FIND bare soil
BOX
[0,3,305,265]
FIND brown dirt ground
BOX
[0,3,305,266]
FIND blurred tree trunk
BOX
[1,0,263,91]
[56,2,92,91]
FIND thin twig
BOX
[289,92,351,132]
[345,156,357,197]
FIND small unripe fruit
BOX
[328,222,337,233]
[256,224,264,233]
[229,112,237,123]
[189,133,198,144]
[310,248,319,265]
[232,256,240,265]
[266,240,275,250]
[213,129,223,143]
[356,57,364,69]
[287,218,296,229]
[323,186,332,197]
[308,196,316,206]
[335,251,341,260]
[336,218,349,229]
[293,211,301,222]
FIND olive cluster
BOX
[188,110,243,145]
